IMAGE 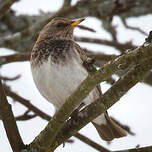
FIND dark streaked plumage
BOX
[30,17,127,141]
[31,40,72,66]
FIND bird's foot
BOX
[70,103,85,121]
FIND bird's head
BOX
[37,17,85,41]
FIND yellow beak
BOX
[71,18,85,27]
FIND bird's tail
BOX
[92,113,127,141]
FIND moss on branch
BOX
[50,58,152,150]
[29,41,152,152]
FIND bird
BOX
[30,17,127,141]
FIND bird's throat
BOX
[31,40,73,67]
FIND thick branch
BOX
[51,57,152,150]
[0,0,17,18]
[0,79,24,151]
[29,42,152,151]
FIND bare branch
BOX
[0,74,21,81]
[74,133,110,152]
[115,145,152,152]
[29,42,152,151]
[1,0,149,53]
[52,57,152,149]
[4,86,106,152]
[0,0,18,18]
[0,52,30,65]
[4,86,51,121]
[77,25,96,33]
[1,48,152,87]
[102,19,118,42]
[75,36,136,52]
[121,17,148,36]
[15,110,37,121]
[0,0,93,52]
[0,79,24,151]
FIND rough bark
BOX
[0,79,24,152]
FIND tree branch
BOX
[51,57,152,150]
[4,85,107,151]
[75,37,136,52]
[15,110,37,121]
[0,74,21,81]
[4,86,51,121]
[115,145,152,152]
[29,41,152,151]
[74,133,110,152]
[143,71,152,86]
[77,25,96,33]
[0,0,18,18]
[0,79,24,151]
[121,17,148,36]
[1,0,150,53]
[0,1,152,151]
[0,52,30,65]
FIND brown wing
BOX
[73,41,102,96]
[73,41,127,141]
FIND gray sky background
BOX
[0,0,152,152]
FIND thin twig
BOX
[78,25,96,33]
[0,79,24,152]
[121,17,148,36]
[74,133,110,152]
[4,86,51,121]
[15,110,37,121]
[0,74,21,81]
[75,36,136,52]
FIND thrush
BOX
[30,17,127,141]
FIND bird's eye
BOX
[56,23,66,28]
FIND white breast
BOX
[31,56,99,111]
